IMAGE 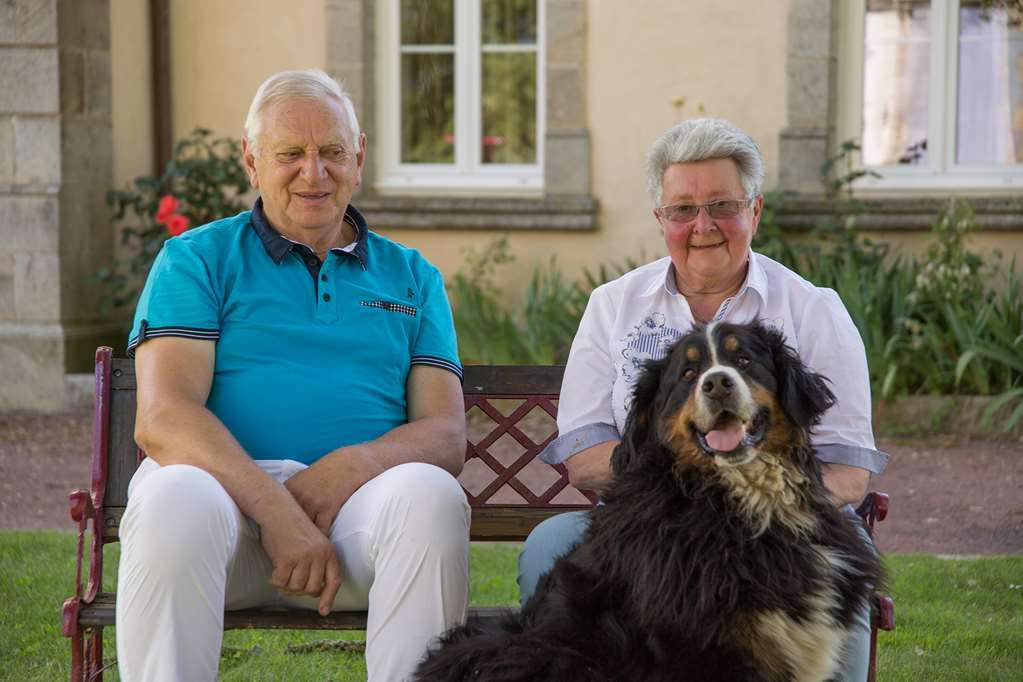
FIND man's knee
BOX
[358,462,469,550]
[122,464,238,571]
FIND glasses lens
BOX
[707,201,743,219]
[664,205,698,222]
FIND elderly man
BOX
[116,69,469,682]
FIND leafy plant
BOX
[449,238,642,365]
[101,128,250,310]
[820,139,882,199]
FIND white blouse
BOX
[540,252,889,474]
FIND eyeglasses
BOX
[654,198,752,224]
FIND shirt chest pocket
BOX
[352,297,420,355]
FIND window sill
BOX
[356,195,599,230]
[774,195,1023,232]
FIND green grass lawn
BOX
[1,530,1020,681]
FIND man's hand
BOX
[284,447,384,534]
[260,507,343,616]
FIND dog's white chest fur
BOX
[747,546,854,681]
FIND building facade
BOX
[2,0,1021,408]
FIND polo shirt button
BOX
[321,274,327,282]
[322,293,331,302]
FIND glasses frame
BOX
[654,197,754,224]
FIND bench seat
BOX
[61,347,893,681]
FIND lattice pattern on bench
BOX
[462,395,596,507]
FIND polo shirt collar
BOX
[250,197,370,268]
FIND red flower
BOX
[155,195,179,224]
[165,213,190,236]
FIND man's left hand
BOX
[284,447,384,534]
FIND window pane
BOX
[401,0,454,45]
[957,2,1023,164]
[402,54,454,163]
[481,52,536,164]
[481,0,537,45]
[861,0,931,166]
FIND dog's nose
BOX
[701,372,733,400]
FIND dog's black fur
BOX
[416,321,883,682]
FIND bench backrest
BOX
[91,348,597,544]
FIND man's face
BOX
[655,158,762,284]
[243,97,366,239]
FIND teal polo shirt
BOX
[128,200,462,465]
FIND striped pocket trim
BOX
[361,300,418,317]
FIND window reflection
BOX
[862,0,931,166]
[957,1,1023,164]
[400,0,455,164]
[401,54,455,164]
[482,52,537,164]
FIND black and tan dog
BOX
[416,321,883,682]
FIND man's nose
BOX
[300,152,326,180]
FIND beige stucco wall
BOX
[170,1,326,144]
[379,0,792,288]
[109,0,1020,295]
[111,0,793,290]
[110,0,154,192]
[111,0,326,192]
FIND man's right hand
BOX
[260,509,343,616]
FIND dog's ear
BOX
[763,324,836,428]
[611,356,667,476]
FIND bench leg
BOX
[867,620,878,682]
[85,627,103,681]
[69,628,83,682]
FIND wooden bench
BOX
[61,347,895,681]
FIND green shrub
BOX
[101,128,250,311]
[449,238,642,365]
[449,238,589,365]
[455,199,1022,432]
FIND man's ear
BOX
[611,357,666,477]
[354,132,367,186]
[241,137,259,189]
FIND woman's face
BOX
[655,158,762,286]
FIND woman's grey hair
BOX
[646,118,765,205]
[244,69,361,152]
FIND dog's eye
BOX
[682,368,697,381]
[737,356,752,369]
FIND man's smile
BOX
[294,190,331,202]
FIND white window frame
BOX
[375,0,546,196]
[837,0,1023,195]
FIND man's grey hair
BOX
[244,69,361,152]
[646,118,765,205]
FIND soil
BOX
[1,409,1021,555]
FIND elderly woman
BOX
[519,118,888,681]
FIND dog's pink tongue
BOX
[706,424,744,452]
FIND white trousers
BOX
[115,458,470,682]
